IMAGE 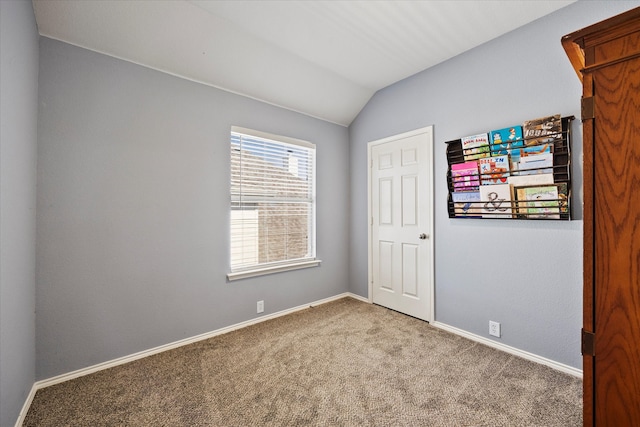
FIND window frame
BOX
[227,126,321,281]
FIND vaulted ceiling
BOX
[32,0,575,126]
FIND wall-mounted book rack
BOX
[446,115,575,220]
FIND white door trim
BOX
[367,126,435,322]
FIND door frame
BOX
[367,126,435,322]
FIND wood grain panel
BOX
[593,30,640,64]
[593,56,640,426]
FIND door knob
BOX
[419,233,428,240]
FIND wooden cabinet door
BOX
[591,48,640,427]
[563,7,640,426]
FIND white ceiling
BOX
[32,0,575,126]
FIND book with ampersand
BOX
[479,184,513,218]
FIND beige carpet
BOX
[24,297,582,426]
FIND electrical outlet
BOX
[257,300,264,314]
[489,320,501,338]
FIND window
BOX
[228,127,319,280]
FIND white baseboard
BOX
[14,384,37,427]
[342,292,369,304]
[431,321,583,379]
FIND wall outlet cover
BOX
[489,320,501,337]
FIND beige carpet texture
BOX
[23,297,582,426]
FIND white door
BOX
[369,127,433,321]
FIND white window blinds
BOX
[230,127,316,273]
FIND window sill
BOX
[227,259,322,282]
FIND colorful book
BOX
[461,133,490,161]
[479,184,512,218]
[523,114,562,146]
[452,191,481,217]
[519,152,553,175]
[451,161,479,191]
[515,185,560,219]
[479,155,510,185]
[510,143,553,171]
[489,125,524,155]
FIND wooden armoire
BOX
[562,7,640,426]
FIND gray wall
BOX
[36,38,350,380]
[348,1,639,369]
[0,0,39,425]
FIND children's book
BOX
[452,191,481,217]
[479,184,512,218]
[461,133,490,161]
[479,155,510,185]
[451,161,479,190]
[489,126,524,155]
[515,185,560,219]
[510,144,553,171]
[519,152,554,175]
[523,114,562,147]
